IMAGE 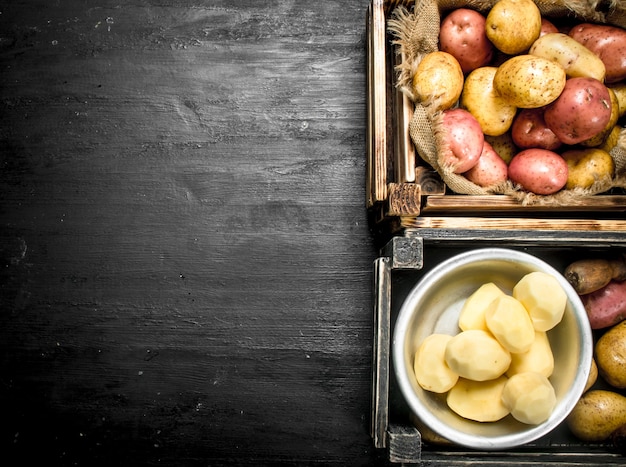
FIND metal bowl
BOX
[392,248,592,450]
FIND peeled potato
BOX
[485,295,536,353]
[506,330,554,378]
[447,376,510,422]
[444,330,511,381]
[502,372,556,425]
[414,334,459,393]
[513,271,566,331]
[458,282,505,332]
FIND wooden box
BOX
[366,0,626,246]
[371,230,626,465]
[366,0,626,463]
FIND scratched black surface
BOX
[0,1,386,465]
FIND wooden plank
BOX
[422,195,626,213]
[371,257,391,449]
[393,49,415,184]
[370,0,387,204]
[387,424,421,464]
[401,217,626,232]
[387,182,422,216]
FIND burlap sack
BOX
[388,0,626,205]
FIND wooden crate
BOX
[371,230,626,465]
[365,0,626,244]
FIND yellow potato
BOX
[595,321,626,389]
[567,390,626,442]
[485,0,541,55]
[513,271,566,332]
[444,330,511,381]
[461,66,517,136]
[412,51,463,110]
[458,282,505,332]
[609,84,626,117]
[447,376,510,422]
[506,330,554,378]
[599,125,622,153]
[485,132,517,164]
[529,33,606,82]
[561,148,615,190]
[413,334,459,393]
[485,295,535,353]
[581,88,620,147]
[501,372,556,425]
[493,55,566,108]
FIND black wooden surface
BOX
[0,1,385,465]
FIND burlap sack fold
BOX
[389,0,626,205]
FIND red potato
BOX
[440,108,484,174]
[439,8,494,73]
[569,23,626,84]
[463,141,509,187]
[540,18,559,36]
[508,148,568,195]
[581,280,626,329]
[544,77,612,145]
[511,108,562,150]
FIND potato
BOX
[502,372,556,425]
[447,376,510,422]
[513,271,566,332]
[540,18,559,37]
[485,0,541,55]
[585,358,598,393]
[567,390,626,442]
[506,330,554,378]
[458,282,505,332]
[564,256,626,296]
[561,148,614,190]
[569,23,626,83]
[595,321,626,389]
[511,108,562,151]
[444,330,511,381]
[463,141,509,188]
[493,55,566,109]
[529,33,606,82]
[413,51,463,110]
[544,77,612,145]
[581,280,626,329]
[485,295,535,353]
[414,334,459,393]
[485,132,517,164]
[439,8,494,74]
[600,125,622,153]
[507,149,568,195]
[609,84,626,117]
[581,88,620,148]
[440,108,484,173]
[461,66,517,136]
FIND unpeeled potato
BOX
[412,51,463,110]
[567,390,626,442]
[461,66,517,137]
[595,321,626,389]
[561,148,615,190]
[493,55,566,109]
[485,0,541,55]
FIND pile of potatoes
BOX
[413,271,567,425]
[415,0,626,194]
[563,255,626,451]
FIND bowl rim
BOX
[392,247,593,450]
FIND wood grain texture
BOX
[0,1,382,465]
